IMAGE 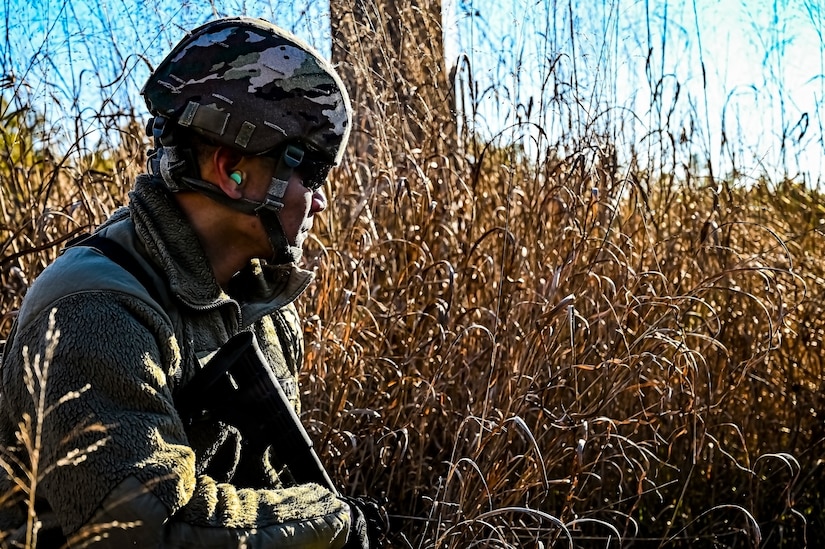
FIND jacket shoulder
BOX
[16,244,168,331]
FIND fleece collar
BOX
[126,175,313,326]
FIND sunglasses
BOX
[273,143,334,192]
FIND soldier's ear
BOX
[212,147,245,199]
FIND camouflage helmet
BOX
[141,17,351,164]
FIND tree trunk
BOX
[330,0,457,162]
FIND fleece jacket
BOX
[0,175,354,548]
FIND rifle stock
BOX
[175,331,338,493]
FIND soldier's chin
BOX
[292,232,307,250]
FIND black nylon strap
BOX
[69,233,164,305]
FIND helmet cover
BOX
[141,17,352,164]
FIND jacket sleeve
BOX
[1,291,353,548]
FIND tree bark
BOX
[330,0,457,161]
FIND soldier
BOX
[0,17,384,548]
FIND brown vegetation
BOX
[2,1,824,547]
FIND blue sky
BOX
[448,0,824,184]
[3,0,823,184]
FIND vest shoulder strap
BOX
[68,233,164,305]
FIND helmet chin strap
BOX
[149,118,306,265]
[255,208,303,265]
[253,144,305,265]
[176,166,304,265]
[176,168,303,265]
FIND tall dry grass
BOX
[2,1,824,548]
[303,143,825,546]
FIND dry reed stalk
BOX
[2,2,825,547]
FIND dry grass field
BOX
[2,1,825,547]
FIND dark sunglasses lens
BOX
[270,144,333,191]
[301,159,332,191]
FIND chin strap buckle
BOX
[266,144,305,206]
